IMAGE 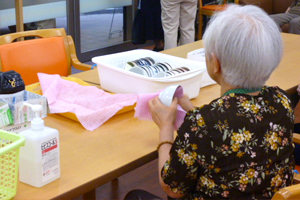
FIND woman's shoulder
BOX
[261,85,289,95]
[186,85,291,117]
[186,85,291,113]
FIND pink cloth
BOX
[134,86,187,130]
[38,73,187,131]
[38,73,138,131]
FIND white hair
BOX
[203,4,283,88]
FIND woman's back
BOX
[162,86,295,199]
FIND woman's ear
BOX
[211,53,221,75]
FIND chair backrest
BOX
[272,184,300,200]
[0,28,72,85]
[199,0,239,8]
[272,134,300,199]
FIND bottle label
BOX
[41,137,60,182]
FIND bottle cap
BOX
[20,102,44,130]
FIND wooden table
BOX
[13,33,300,200]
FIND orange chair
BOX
[270,133,300,199]
[198,0,240,40]
[0,28,91,85]
[272,183,300,200]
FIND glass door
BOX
[0,0,67,35]
[69,0,145,62]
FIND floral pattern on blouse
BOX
[161,86,295,200]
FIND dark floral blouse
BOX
[161,86,295,200]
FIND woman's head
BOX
[203,5,283,88]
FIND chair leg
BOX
[83,189,96,200]
[198,14,203,40]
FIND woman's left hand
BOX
[148,96,178,131]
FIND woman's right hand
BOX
[178,94,194,112]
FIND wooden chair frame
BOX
[198,0,240,39]
[271,134,300,199]
[272,183,300,200]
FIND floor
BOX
[56,10,124,53]
[73,159,167,200]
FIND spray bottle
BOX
[19,102,60,187]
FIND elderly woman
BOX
[124,4,295,200]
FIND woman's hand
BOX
[148,96,178,131]
[178,94,194,112]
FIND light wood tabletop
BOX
[14,33,300,200]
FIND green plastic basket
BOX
[0,130,25,200]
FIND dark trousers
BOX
[124,189,176,200]
[124,189,163,200]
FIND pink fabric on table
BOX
[134,86,187,130]
[38,73,138,131]
[38,73,187,131]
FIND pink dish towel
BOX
[38,73,187,131]
[134,86,187,130]
[38,73,138,131]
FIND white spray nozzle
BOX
[21,102,42,119]
[21,102,44,130]
[21,102,42,111]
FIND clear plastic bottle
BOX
[19,102,60,187]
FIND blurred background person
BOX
[132,0,164,51]
[161,0,197,50]
[270,0,300,34]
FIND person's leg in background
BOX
[161,0,180,50]
[289,16,300,34]
[143,0,165,51]
[270,13,299,31]
[153,39,164,51]
[178,0,197,46]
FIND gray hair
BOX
[203,4,283,88]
